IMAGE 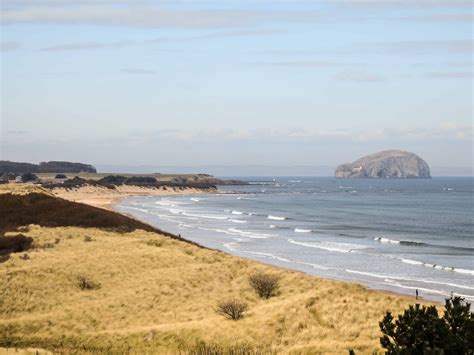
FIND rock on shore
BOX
[335,150,431,179]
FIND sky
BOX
[0,0,472,176]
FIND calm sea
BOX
[115,177,473,302]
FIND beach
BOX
[0,183,431,353]
[51,184,215,210]
[113,177,474,303]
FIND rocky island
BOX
[335,150,431,179]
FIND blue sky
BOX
[1,0,472,175]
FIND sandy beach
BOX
[51,184,215,210]
[0,183,436,353]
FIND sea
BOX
[115,177,474,302]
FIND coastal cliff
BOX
[335,150,431,179]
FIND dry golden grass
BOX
[0,222,432,354]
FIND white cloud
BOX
[121,68,156,75]
[1,5,316,28]
[425,71,474,79]
[0,41,20,52]
[40,40,133,51]
[335,69,386,82]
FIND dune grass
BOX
[0,185,432,353]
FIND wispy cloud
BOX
[390,40,473,54]
[408,13,473,22]
[124,124,472,144]
[333,0,472,7]
[335,69,385,82]
[1,41,20,52]
[121,68,155,75]
[425,71,474,79]
[252,59,362,67]
[40,40,133,51]
[1,5,316,29]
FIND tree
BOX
[443,297,474,354]
[380,297,474,354]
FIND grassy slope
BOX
[0,185,428,354]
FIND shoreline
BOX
[52,184,434,304]
[51,185,216,210]
[108,190,433,305]
[1,183,439,353]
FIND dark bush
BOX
[248,271,280,299]
[21,173,39,182]
[97,175,127,185]
[124,176,157,185]
[380,297,473,354]
[443,297,474,354]
[55,174,67,179]
[216,299,248,320]
[0,234,33,255]
[77,276,100,290]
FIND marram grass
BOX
[0,224,429,354]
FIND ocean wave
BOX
[182,212,228,220]
[244,251,293,263]
[230,219,247,224]
[190,197,201,202]
[345,269,474,291]
[288,239,366,253]
[374,237,425,246]
[294,228,312,233]
[374,237,474,252]
[268,215,286,221]
[401,259,474,275]
[231,210,244,215]
[228,228,274,239]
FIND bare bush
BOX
[215,299,248,320]
[83,236,93,242]
[77,276,100,290]
[248,272,280,299]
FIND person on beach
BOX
[416,289,419,300]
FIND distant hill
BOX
[0,160,97,174]
[335,150,431,179]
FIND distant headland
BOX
[335,150,431,179]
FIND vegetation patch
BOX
[0,192,197,247]
[0,234,33,257]
[215,299,248,320]
[248,272,280,299]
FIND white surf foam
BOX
[346,269,474,290]
[230,219,247,224]
[374,237,400,244]
[268,215,286,221]
[228,228,274,239]
[231,210,244,215]
[288,239,366,253]
[295,228,312,233]
[401,259,474,275]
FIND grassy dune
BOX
[0,185,429,354]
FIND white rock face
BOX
[335,150,431,179]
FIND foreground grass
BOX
[0,185,431,353]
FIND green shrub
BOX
[379,296,473,354]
